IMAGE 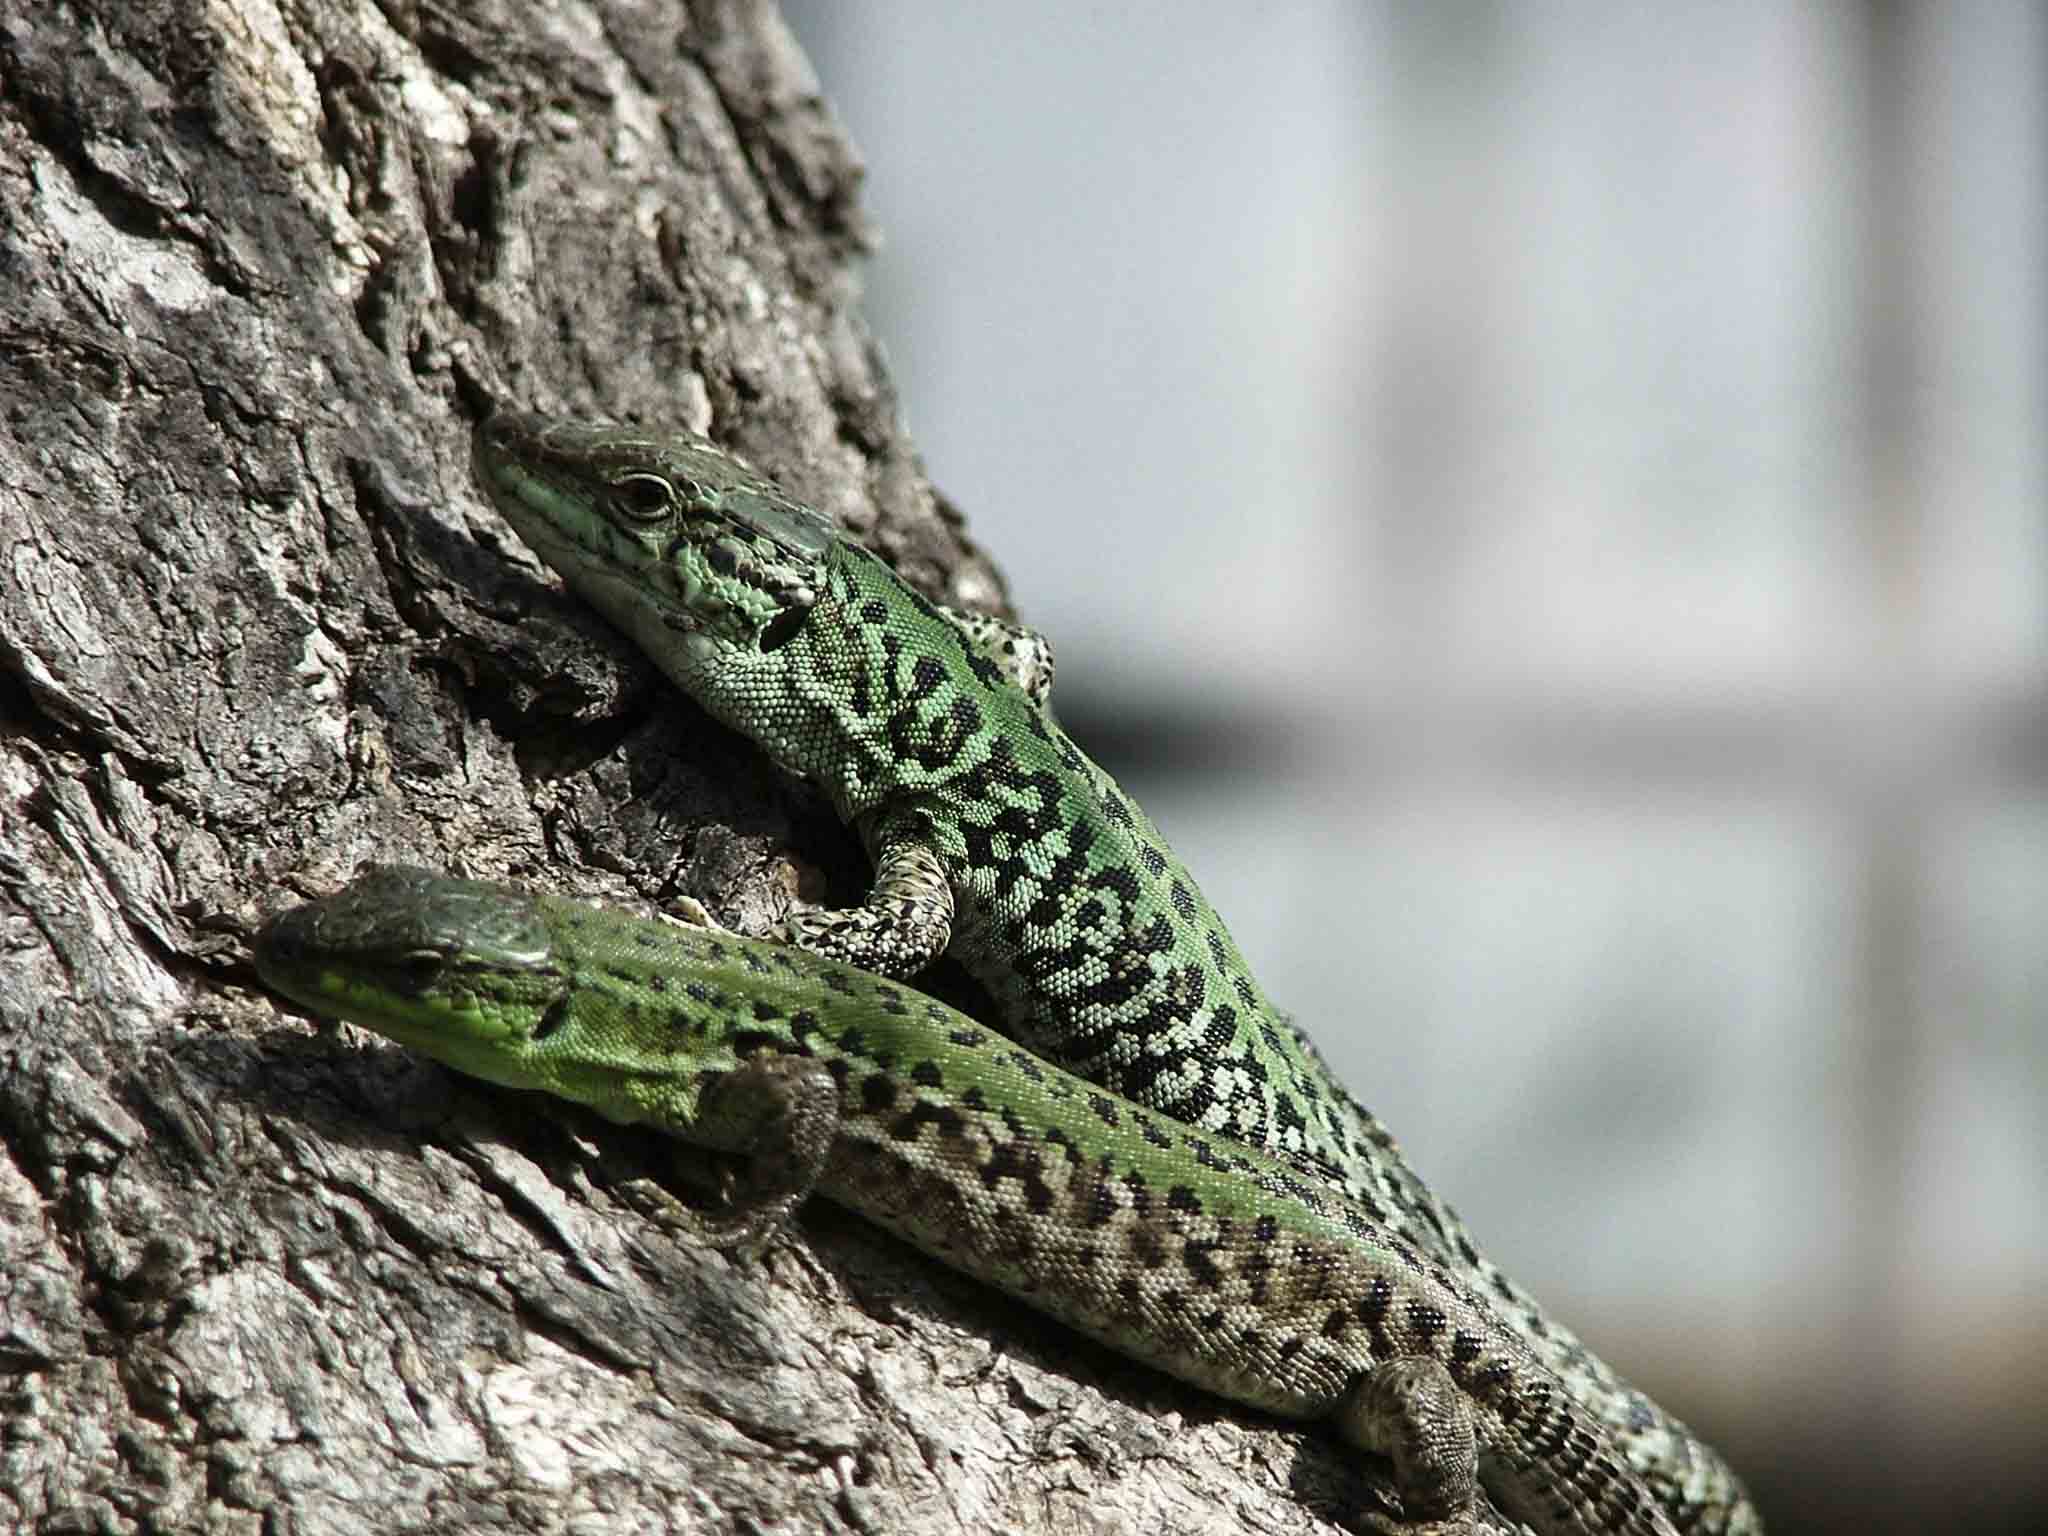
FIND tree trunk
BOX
[0,3,1522,1531]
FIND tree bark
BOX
[0,3,1523,1531]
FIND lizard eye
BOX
[609,472,677,523]
[387,949,448,994]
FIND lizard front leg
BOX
[776,813,954,978]
[625,1055,843,1257]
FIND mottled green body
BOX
[257,867,1679,1536]
[468,413,1759,1534]
[470,414,1424,1204]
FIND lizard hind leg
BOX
[1340,1358,1482,1536]
[1339,1359,1684,1536]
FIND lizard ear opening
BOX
[759,604,807,653]
[531,996,573,1043]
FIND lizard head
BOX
[472,412,834,677]
[258,866,770,1135]
[254,865,568,1085]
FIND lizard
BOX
[254,863,1686,1536]
[467,410,1761,1533]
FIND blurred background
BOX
[784,5,2045,1531]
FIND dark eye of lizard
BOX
[609,473,676,522]
[384,949,449,995]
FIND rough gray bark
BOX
[0,3,1525,1532]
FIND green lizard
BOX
[468,412,1760,1534]
[255,864,1683,1536]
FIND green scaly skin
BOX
[256,865,1684,1536]
[468,412,1760,1534]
